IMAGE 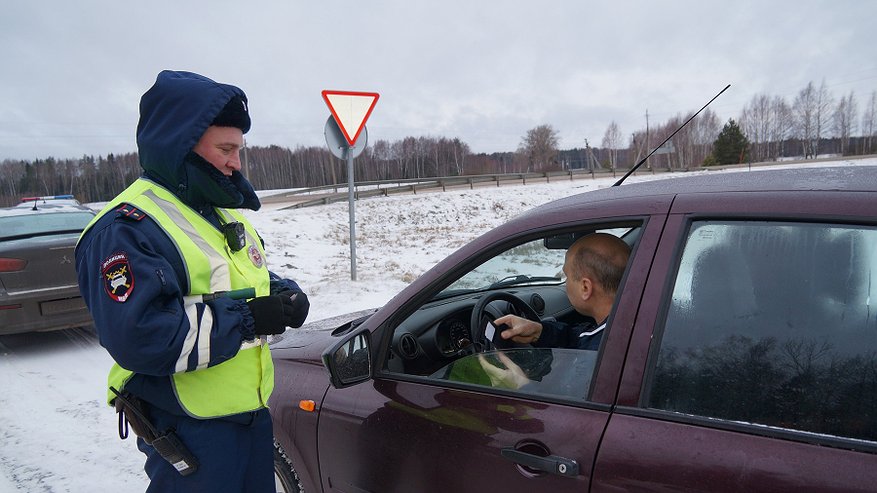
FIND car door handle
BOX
[500,447,579,477]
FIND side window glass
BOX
[384,225,638,402]
[647,221,877,442]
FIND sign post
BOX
[322,90,379,281]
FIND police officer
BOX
[75,70,309,492]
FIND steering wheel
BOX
[469,291,541,352]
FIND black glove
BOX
[278,290,309,328]
[246,295,297,335]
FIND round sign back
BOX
[325,116,368,159]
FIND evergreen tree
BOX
[711,119,750,165]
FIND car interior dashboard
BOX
[385,285,578,376]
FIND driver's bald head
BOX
[566,233,631,294]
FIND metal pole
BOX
[347,145,357,281]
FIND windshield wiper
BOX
[431,288,476,301]
[488,275,561,289]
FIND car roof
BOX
[530,165,877,216]
[0,203,94,217]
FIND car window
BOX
[0,212,94,240]
[441,238,567,293]
[385,224,639,402]
[646,220,877,443]
[430,347,597,399]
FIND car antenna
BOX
[612,84,731,187]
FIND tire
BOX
[274,439,304,493]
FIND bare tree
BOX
[793,82,818,158]
[518,124,559,172]
[833,91,857,156]
[689,108,721,166]
[814,79,835,158]
[740,94,773,162]
[601,121,622,169]
[769,96,794,159]
[862,91,877,154]
[446,138,470,175]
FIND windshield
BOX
[0,212,94,240]
[436,227,636,299]
[441,238,567,294]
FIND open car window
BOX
[437,226,636,298]
[383,224,640,402]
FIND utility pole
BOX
[645,109,651,172]
[585,139,593,177]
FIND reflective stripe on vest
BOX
[97,179,273,418]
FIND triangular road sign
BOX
[321,90,380,146]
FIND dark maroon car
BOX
[269,165,877,492]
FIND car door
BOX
[594,190,877,492]
[315,215,667,493]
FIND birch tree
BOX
[813,79,834,158]
[833,91,857,155]
[601,121,622,169]
[740,94,773,162]
[793,82,818,158]
[862,91,877,154]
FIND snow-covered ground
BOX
[0,158,873,491]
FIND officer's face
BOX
[193,126,244,176]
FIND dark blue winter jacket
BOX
[534,319,604,351]
[75,71,300,415]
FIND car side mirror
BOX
[321,326,372,388]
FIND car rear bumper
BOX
[0,286,93,335]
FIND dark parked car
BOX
[269,166,877,492]
[0,196,95,335]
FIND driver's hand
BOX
[478,353,531,390]
[495,314,543,344]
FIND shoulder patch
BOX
[102,252,135,302]
[116,203,147,221]
[248,244,264,268]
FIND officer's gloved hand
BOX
[278,290,309,328]
[246,295,297,335]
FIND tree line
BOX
[1,81,875,207]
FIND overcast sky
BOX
[1,1,875,161]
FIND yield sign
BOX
[321,90,380,146]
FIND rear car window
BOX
[0,212,95,240]
[646,220,877,443]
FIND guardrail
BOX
[270,168,618,209]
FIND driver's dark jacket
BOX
[533,320,603,350]
[74,70,301,417]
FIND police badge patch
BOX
[102,252,135,302]
[248,245,264,268]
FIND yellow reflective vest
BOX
[89,178,273,418]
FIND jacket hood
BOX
[136,70,260,211]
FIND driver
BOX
[494,233,630,350]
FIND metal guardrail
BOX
[271,168,615,209]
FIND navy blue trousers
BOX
[137,405,275,492]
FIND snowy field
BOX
[0,158,874,491]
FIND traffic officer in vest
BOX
[75,70,309,492]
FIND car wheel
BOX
[274,439,304,493]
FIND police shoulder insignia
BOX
[248,245,264,268]
[116,203,147,221]
[102,252,135,302]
